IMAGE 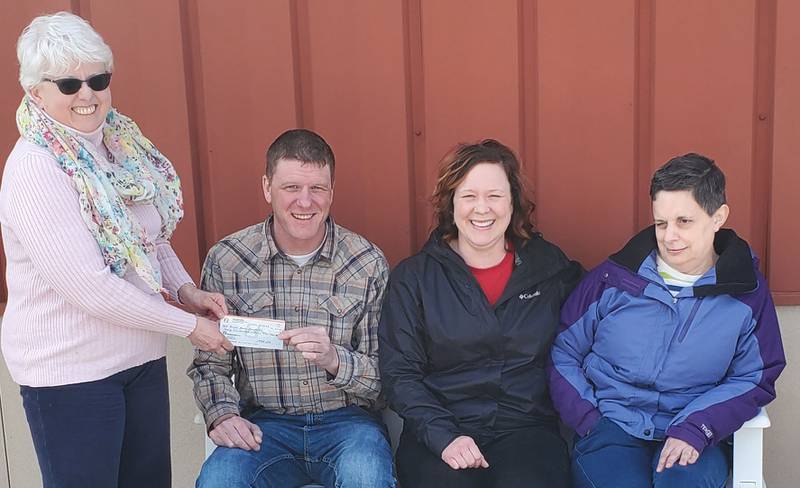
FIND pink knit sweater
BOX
[0,126,197,387]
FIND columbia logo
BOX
[519,291,541,300]
[700,424,714,439]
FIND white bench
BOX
[198,408,769,487]
[730,407,770,488]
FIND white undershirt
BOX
[657,255,703,297]
[286,237,325,267]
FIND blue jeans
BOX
[572,417,730,488]
[197,405,396,488]
[20,357,171,488]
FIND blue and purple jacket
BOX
[547,226,785,453]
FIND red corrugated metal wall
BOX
[1,0,798,304]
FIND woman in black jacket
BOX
[379,140,582,488]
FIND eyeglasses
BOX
[42,72,112,95]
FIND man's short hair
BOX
[265,129,335,182]
[650,153,726,215]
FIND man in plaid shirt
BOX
[189,129,395,487]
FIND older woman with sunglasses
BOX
[0,12,233,487]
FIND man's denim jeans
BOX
[197,405,396,488]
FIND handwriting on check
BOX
[220,315,286,349]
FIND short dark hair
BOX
[650,153,726,215]
[431,139,536,243]
[265,129,335,182]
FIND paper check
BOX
[220,315,286,349]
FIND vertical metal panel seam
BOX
[634,0,655,231]
[72,0,88,18]
[291,1,313,128]
[178,0,211,262]
[518,0,539,224]
[289,0,304,127]
[516,0,525,174]
[401,0,421,251]
[406,0,428,249]
[751,0,777,279]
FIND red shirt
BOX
[468,247,514,306]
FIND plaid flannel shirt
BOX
[188,217,389,427]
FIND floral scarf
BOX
[16,95,184,292]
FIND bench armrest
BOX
[732,407,770,488]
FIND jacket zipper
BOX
[676,298,704,343]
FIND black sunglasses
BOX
[43,72,112,95]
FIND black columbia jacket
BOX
[378,230,583,455]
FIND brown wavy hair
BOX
[431,139,536,243]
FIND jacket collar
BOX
[609,225,757,296]
[422,228,566,285]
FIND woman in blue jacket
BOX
[548,153,785,488]
[379,140,582,488]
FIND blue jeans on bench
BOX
[572,417,730,488]
[197,405,396,488]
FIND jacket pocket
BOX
[227,291,274,316]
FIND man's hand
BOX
[188,317,234,355]
[656,437,699,472]
[178,284,228,319]
[441,436,489,470]
[278,326,339,375]
[209,415,263,451]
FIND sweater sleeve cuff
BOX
[666,424,709,454]
[161,304,197,337]
[168,277,195,302]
